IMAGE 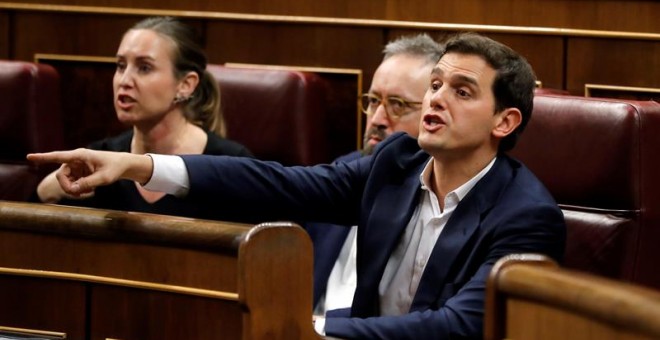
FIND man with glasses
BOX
[29,32,566,339]
[307,33,444,319]
[361,34,443,155]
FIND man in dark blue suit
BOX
[30,32,566,339]
[307,33,444,316]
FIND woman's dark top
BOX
[59,129,253,218]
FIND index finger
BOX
[27,149,83,165]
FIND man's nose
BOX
[370,102,391,127]
[429,86,448,110]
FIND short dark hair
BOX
[441,32,536,152]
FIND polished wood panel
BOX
[205,21,383,72]
[567,38,660,95]
[2,0,658,32]
[485,254,660,340]
[386,29,566,90]
[506,298,658,340]
[0,229,240,291]
[12,12,134,60]
[0,2,657,121]
[0,201,320,340]
[1,5,658,96]
[0,12,8,59]
[585,84,660,102]
[0,204,243,291]
[0,276,86,339]
[90,285,242,340]
[472,33,566,91]
[387,0,659,33]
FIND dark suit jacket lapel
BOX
[409,157,513,312]
[352,159,427,316]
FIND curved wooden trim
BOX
[485,254,557,340]
[0,2,658,40]
[35,53,116,63]
[0,325,66,339]
[494,259,660,338]
[0,266,240,301]
[0,201,249,252]
[585,83,660,97]
[558,204,638,217]
[225,62,362,76]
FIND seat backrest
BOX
[485,254,660,340]
[510,94,660,288]
[0,60,64,158]
[0,60,64,200]
[207,65,331,166]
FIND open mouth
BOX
[422,113,446,132]
[118,94,136,104]
[423,114,444,126]
[116,94,137,110]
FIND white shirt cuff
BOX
[313,316,326,336]
[143,154,190,197]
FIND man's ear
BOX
[492,108,522,139]
[177,71,200,98]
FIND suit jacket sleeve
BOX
[180,154,370,224]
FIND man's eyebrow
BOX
[453,74,479,87]
[431,67,478,86]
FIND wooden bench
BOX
[485,254,660,340]
[0,200,321,340]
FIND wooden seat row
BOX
[0,200,321,340]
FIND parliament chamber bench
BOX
[0,200,321,340]
[5,59,660,335]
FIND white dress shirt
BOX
[314,226,358,316]
[378,157,495,315]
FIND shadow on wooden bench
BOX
[0,200,321,340]
[485,254,660,340]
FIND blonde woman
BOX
[36,17,251,218]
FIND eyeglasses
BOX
[360,93,422,119]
